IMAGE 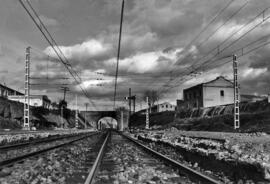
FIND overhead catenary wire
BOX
[175,0,235,53]
[146,0,237,92]
[159,0,252,86]
[113,0,125,109]
[158,7,270,94]
[18,0,97,109]
[159,32,270,95]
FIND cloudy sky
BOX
[0,0,270,110]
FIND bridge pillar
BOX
[120,110,124,131]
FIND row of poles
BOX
[126,55,240,130]
[23,47,90,130]
[23,47,240,130]
[125,88,150,130]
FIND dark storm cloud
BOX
[249,47,270,70]
[241,72,270,94]
[2,0,270,108]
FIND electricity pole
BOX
[128,88,131,129]
[61,106,64,128]
[233,55,240,129]
[84,102,89,129]
[146,96,149,129]
[75,95,78,128]
[133,95,136,113]
[129,88,131,117]
[124,88,136,130]
[24,47,30,130]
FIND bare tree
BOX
[143,90,160,107]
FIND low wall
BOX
[176,100,270,119]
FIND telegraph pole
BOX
[75,95,78,128]
[133,96,136,113]
[129,88,131,117]
[233,55,240,129]
[146,96,149,129]
[24,47,30,130]
[124,88,136,130]
[61,106,64,128]
[128,88,131,129]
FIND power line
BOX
[159,32,270,95]
[177,0,235,53]
[18,0,97,109]
[160,0,250,84]
[146,0,236,92]
[113,0,125,109]
[158,7,270,93]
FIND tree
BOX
[143,90,161,107]
[51,102,58,110]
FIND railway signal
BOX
[124,88,136,129]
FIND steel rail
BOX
[84,132,110,184]
[0,132,99,169]
[120,132,222,184]
[0,132,91,150]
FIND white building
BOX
[8,95,51,109]
[183,76,236,108]
[0,83,23,98]
[150,102,176,113]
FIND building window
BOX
[34,103,38,106]
[189,93,192,99]
[194,92,196,98]
[166,105,168,108]
[220,90,224,97]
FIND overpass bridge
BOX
[80,109,129,130]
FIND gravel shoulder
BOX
[0,129,97,146]
[131,129,270,181]
[0,134,102,184]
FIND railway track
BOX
[0,132,93,150]
[0,132,99,169]
[0,130,222,183]
[85,130,222,184]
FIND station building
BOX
[183,76,235,108]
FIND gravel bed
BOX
[0,135,86,161]
[0,133,103,184]
[94,133,194,184]
[136,136,231,183]
[0,129,96,146]
[132,130,270,183]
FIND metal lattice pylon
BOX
[75,95,78,128]
[24,47,30,130]
[145,96,149,129]
[233,55,240,129]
